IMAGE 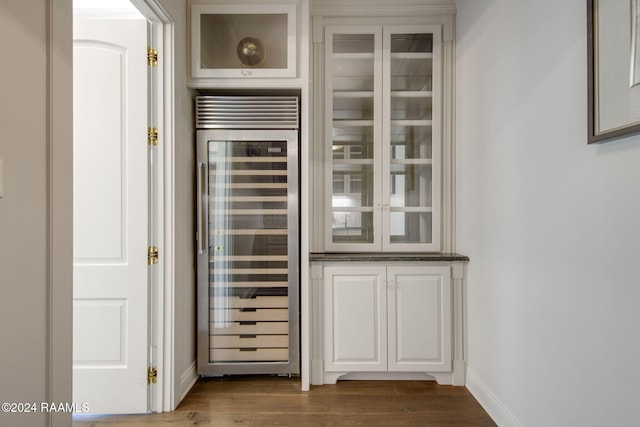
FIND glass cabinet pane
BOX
[332,165,374,207]
[389,164,432,208]
[390,97,432,120]
[389,33,433,91]
[329,31,379,246]
[200,14,289,70]
[332,212,375,243]
[332,127,375,159]
[332,34,375,91]
[389,212,433,244]
[386,31,435,247]
[331,163,375,243]
[390,126,432,160]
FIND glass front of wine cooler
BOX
[197,128,299,376]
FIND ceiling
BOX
[73,0,137,10]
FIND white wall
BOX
[0,1,73,427]
[456,1,640,426]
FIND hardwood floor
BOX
[73,376,496,426]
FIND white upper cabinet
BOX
[191,4,297,79]
[324,23,442,252]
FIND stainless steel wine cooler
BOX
[195,96,299,376]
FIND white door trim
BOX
[130,0,175,413]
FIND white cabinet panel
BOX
[387,266,451,372]
[324,266,387,371]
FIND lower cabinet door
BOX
[387,266,452,372]
[324,266,388,372]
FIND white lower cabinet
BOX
[323,265,452,377]
[324,266,389,372]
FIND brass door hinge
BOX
[147,366,158,384]
[147,246,158,265]
[147,47,158,67]
[148,127,158,146]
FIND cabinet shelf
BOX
[389,207,433,212]
[333,91,374,98]
[390,159,433,165]
[332,77,375,92]
[390,119,432,127]
[333,120,374,127]
[390,52,433,60]
[391,90,432,98]
[333,159,374,165]
[332,136,374,143]
[332,162,374,173]
[330,206,375,212]
[333,53,375,60]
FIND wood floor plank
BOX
[73,376,496,427]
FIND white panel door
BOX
[387,266,451,372]
[73,17,148,414]
[324,266,387,372]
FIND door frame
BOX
[72,0,176,413]
[130,0,176,412]
[48,0,174,423]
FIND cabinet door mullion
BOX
[381,26,393,248]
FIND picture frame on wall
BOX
[588,0,640,143]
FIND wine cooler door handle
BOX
[197,162,207,255]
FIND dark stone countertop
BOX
[309,252,469,262]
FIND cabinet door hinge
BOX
[148,127,158,146]
[147,366,158,384]
[147,246,158,265]
[147,47,158,67]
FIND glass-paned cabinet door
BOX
[191,4,296,78]
[325,27,383,250]
[323,24,441,252]
[382,26,441,251]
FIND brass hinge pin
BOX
[147,47,158,67]
[147,366,158,384]
[148,127,158,146]
[147,246,158,265]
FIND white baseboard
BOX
[465,369,523,427]
[175,361,198,409]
